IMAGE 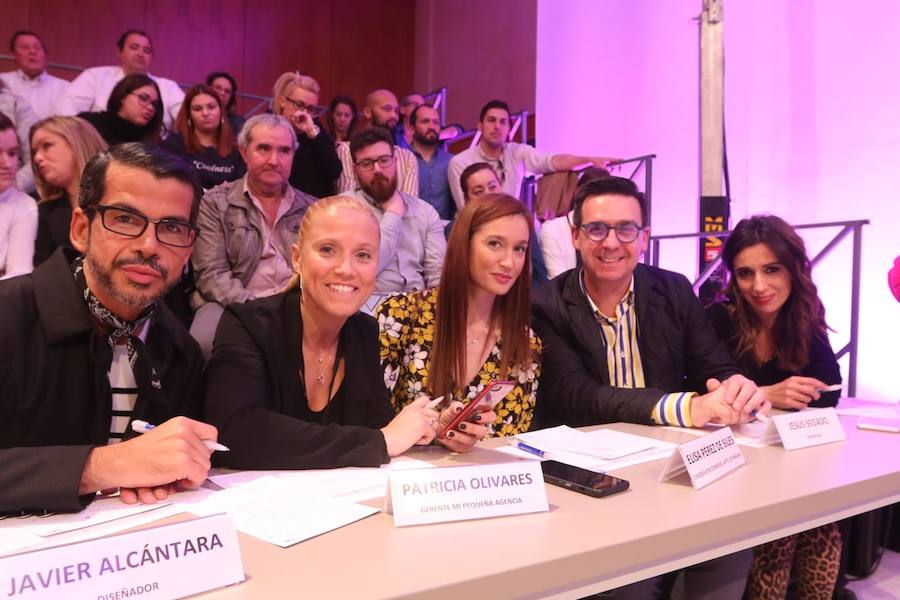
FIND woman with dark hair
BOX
[457,162,548,284]
[205,195,462,469]
[78,74,163,146]
[377,194,541,445]
[324,95,358,143]
[707,214,842,599]
[163,84,245,189]
[206,71,244,135]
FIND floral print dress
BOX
[376,288,541,437]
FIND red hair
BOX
[174,84,235,157]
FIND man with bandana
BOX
[348,126,446,313]
[0,143,217,513]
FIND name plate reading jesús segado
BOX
[764,407,846,450]
[659,426,746,490]
[385,461,548,527]
[0,513,244,600]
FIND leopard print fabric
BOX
[746,523,842,599]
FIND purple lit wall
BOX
[537,0,900,400]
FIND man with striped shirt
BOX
[532,176,770,599]
[0,143,216,514]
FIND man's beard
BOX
[360,172,398,205]
[86,250,172,311]
[413,130,439,147]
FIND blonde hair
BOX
[284,195,379,291]
[272,72,321,112]
[29,116,108,202]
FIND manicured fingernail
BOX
[458,422,467,431]
[447,431,455,438]
[473,414,482,423]
[455,405,464,413]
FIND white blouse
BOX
[0,187,38,279]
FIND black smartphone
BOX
[540,460,630,498]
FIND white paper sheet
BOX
[515,426,672,460]
[662,420,770,448]
[17,497,172,537]
[188,476,378,547]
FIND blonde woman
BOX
[271,72,341,198]
[205,195,452,469]
[29,116,107,265]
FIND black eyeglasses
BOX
[355,154,395,172]
[580,221,644,244]
[284,97,325,118]
[130,91,158,107]
[91,205,198,248]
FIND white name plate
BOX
[385,462,548,527]
[659,426,746,490]
[0,513,244,600]
[765,407,846,450]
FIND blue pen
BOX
[131,419,230,452]
[508,439,546,458]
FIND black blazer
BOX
[34,197,73,266]
[705,302,841,408]
[0,248,204,513]
[204,289,393,470]
[531,265,740,428]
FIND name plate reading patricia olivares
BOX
[765,407,847,450]
[0,513,244,600]
[385,461,548,527]
[659,426,746,490]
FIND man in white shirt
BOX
[0,31,68,120]
[448,99,618,211]
[53,30,184,130]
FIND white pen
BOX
[426,396,445,410]
[130,419,230,452]
[818,384,842,393]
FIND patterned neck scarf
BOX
[72,256,162,390]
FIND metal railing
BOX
[1,55,450,125]
[648,219,869,395]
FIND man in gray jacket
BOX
[191,114,316,358]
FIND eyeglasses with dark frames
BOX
[580,221,644,244]
[283,96,325,118]
[90,205,198,248]
[130,91,158,107]
[355,154,395,172]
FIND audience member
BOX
[206,71,244,136]
[540,167,611,278]
[0,142,216,513]
[272,72,342,198]
[78,74,164,146]
[348,126,445,311]
[163,84,245,189]
[448,99,618,210]
[377,194,539,445]
[190,114,316,359]
[459,162,547,285]
[324,94,358,143]
[396,92,424,148]
[205,195,465,469]
[0,31,68,120]
[54,30,184,130]
[531,176,768,597]
[337,89,418,195]
[31,116,108,265]
[707,214,842,599]
[0,80,38,191]
[0,112,37,279]
[409,104,454,221]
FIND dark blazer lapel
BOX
[561,268,611,383]
[633,265,664,385]
[274,289,302,415]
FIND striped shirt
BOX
[580,272,694,427]
[107,320,150,444]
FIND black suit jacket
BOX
[531,265,740,428]
[0,248,204,513]
[204,289,393,470]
